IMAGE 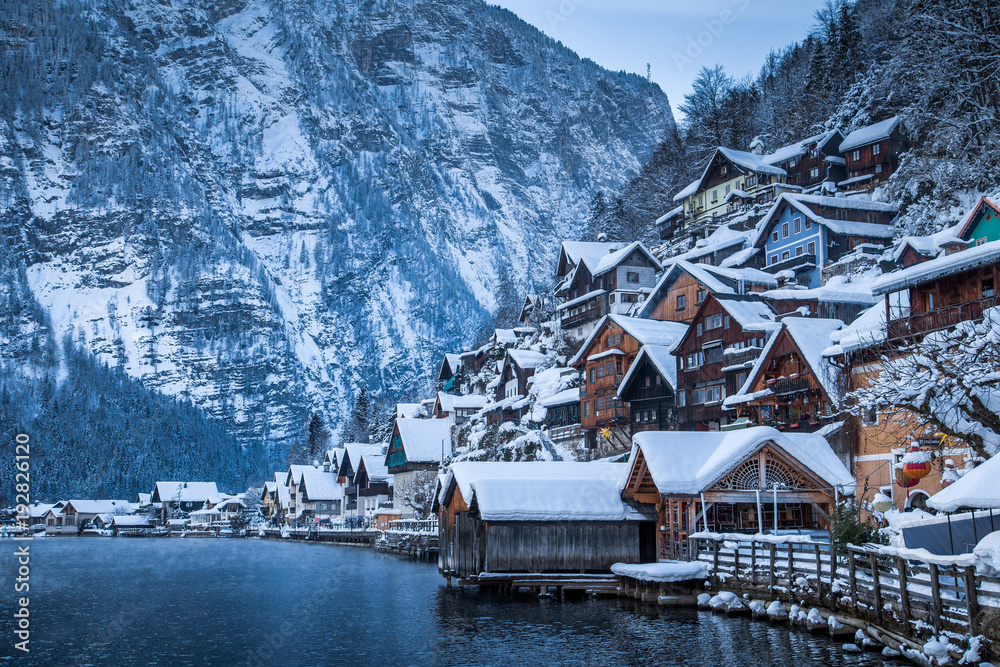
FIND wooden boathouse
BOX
[436,462,654,590]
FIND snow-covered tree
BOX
[847,309,1000,459]
[394,471,439,519]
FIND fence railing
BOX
[689,534,1000,644]
[384,519,439,534]
[548,424,583,442]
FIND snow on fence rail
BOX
[690,534,1000,645]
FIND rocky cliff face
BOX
[0,0,674,457]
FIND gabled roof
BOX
[340,444,385,478]
[672,130,843,203]
[391,418,452,465]
[357,451,391,483]
[557,241,629,276]
[438,353,462,381]
[839,116,903,152]
[751,193,898,249]
[893,225,964,263]
[617,344,678,398]
[63,499,131,515]
[782,317,845,401]
[569,314,688,367]
[539,387,580,408]
[591,241,662,277]
[714,298,779,332]
[956,195,1000,241]
[396,403,424,419]
[436,391,488,412]
[440,461,646,522]
[636,261,777,319]
[672,224,750,264]
[626,426,854,496]
[151,482,220,504]
[299,467,342,502]
[507,349,548,372]
[873,239,1000,295]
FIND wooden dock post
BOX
[769,543,777,595]
[751,541,757,586]
[896,558,910,629]
[964,566,979,635]
[869,552,882,626]
[849,550,857,614]
[814,544,823,603]
[929,564,942,634]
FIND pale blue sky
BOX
[491,0,828,119]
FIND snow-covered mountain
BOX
[0,0,674,453]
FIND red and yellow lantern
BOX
[901,444,932,481]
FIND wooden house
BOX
[672,295,779,431]
[354,451,392,517]
[839,117,910,191]
[616,345,678,434]
[151,482,220,524]
[336,444,383,517]
[723,317,844,433]
[110,515,153,536]
[751,193,898,288]
[569,314,688,452]
[297,465,341,520]
[434,391,487,424]
[893,228,966,269]
[956,195,1000,248]
[637,261,777,324]
[386,418,452,517]
[540,388,581,443]
[620,427,854,559]
[554,241,661,341]
[760,281,878,326]
[56,500,131,534]
[487,349,548,425]
[873,239,1000,343]
[671,130,843,243]
[214,497,246,522]
[437,462,654,582]
[437,354,464,393]
[28,503,57,530]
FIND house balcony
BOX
[561,305,603,329]
[762,253,817,276]
[593,407,628,424]
[887,295,1000,341]
[767,375,812,396]
[723,346,762,367]
[548,424,583,442]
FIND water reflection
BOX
[0,539,890,666]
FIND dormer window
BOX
[721,165,728,176]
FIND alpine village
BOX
[6,1,1000,665]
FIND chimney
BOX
[539,344,547,354]
[750,137,764,155]
[942,240,966,256]
[597,232,608,243]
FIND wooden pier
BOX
[260,526,376,545]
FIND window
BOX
[772,231,779,242]
[983,279,995,298]
[926,292,935,310]
[703,345,723,364]
[678,356,685,370]
[633,411,640,423]
[696,289,706,304]
[655,375,661,385]
[781,250,790,260]
[650,409,657,422]
[584,401,590,417]
[862,408,878,426]
[644,376,651,387]
[735,371,748,388]
[696,323,703,336]
[705,313,724,330]
[686,351,705,368]
[725,184,731,194]
[712,189,718,202]
[606,333,623,347]
[807,241,816,255]
[589,369,596,383]
[873,144,881,156]
[837,209,848,221]
[676,294,686,310]
[782,222,789,238]
[609,293,616,304]
[805,219,812,230]
[677,391,686,407]
[698,195,703,206]
[794,217,801,234]
[868,212,879,224]
[721,165,728,176]
[627,271,639,283]
[810,168,820,178]
[875,164,882,173]
[795,245,804,256]
[978,238,988,247]
[770,254,779,265]
[852,150,861,161]
[789,158,797,167]
[810,148,820,158]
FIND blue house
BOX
[752,194,898,287]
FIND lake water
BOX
[1,539,893,666]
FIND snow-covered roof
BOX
[151,482,220,503]
[300,467,342,501]
[672,224,749,263]
[839,116,903,152]
[628,426,854,495]
[893,225,964,263]
[29,503,56,519]
[761,275,880,305]
[767,129,842,164]
[559,241,629,275]
[137,493,151,505]
[569,314,688,366]
[751,193,898,248]
[714,298,779,332]
[591,241,661,277]
[618,344,678,395]
[442,462,646,522]
[724,329,782,405]
[656,205,684,224]
[359,451,391,482]
[725,189,751,201]
[556,289,606,311]
[927,456,1000,512]
[823,301,890,357]
[507,349,548,371]
[718,147,787,176]
[396,403,423,419]
[783,317,845,401]
[873,240,1000,295]
[719,246,760,269]
[63,499,131,515]
[637,261,776,319]
[493,329,519,345]
[342,443,385,475]
[437,392,488,412]
[110,515,151,527]
[394,418,452,464]
[672,179,700,202]
[539,387,580,408]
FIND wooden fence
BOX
[690,535,1000,647]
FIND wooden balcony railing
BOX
[888,295,1000,340]
[548,424,583,442]
[767,375,812,396]
[561,306,603,329]
[723,347,762,367]
[763,252,817,275]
